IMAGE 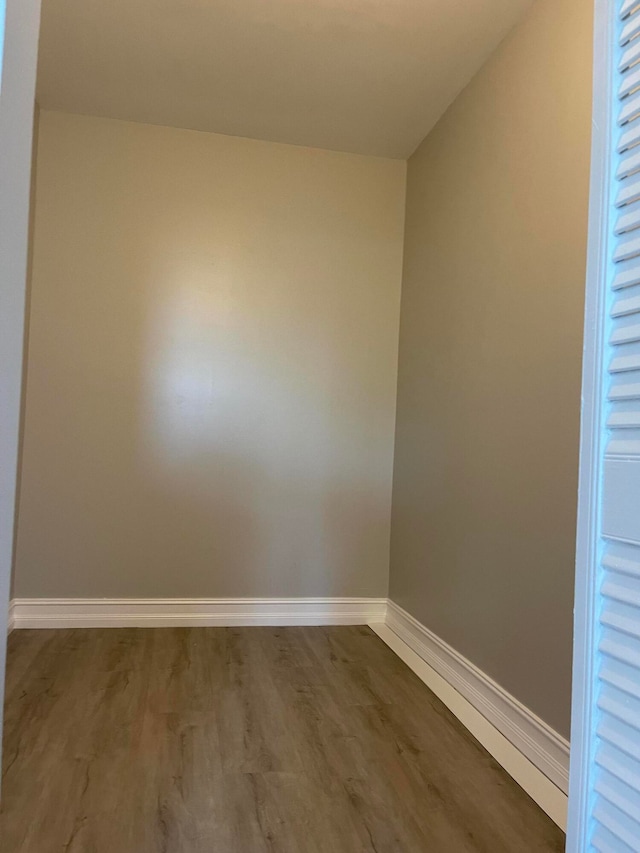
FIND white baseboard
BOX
[7,599,15,633]
[9,597,387,628]
[372,600,569,830]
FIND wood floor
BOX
[0,626,564,852]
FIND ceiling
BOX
[36,0,533,159]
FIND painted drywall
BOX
[36,0,533,158]
[15,110,406,598]
[389,0,592,739]
[10,102,39,601]
[0,0,41,759]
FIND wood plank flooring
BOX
[0,626,565,852]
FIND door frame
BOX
[566,0,615,848]
[0,0,41,782]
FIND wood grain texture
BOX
[0,626,565,852]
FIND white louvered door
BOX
[568,0,640,850]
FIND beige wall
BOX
[15,110,406,598]
[11,102,40,601]
[390,0,592,737]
